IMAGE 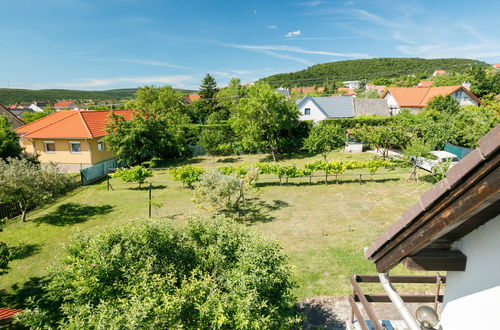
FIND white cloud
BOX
[344,1,355,5]
[285,30,302,38]
[224,43,369,58]
[253,9,258,14]
[296,1,328,6]
[396,42,500,59]
[118,58,193,70]
[266,25,278,29]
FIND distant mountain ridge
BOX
[258,57,489,87]
[0,87,194,104]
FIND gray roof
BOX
[353,98,390,117]
[302,96,354,118]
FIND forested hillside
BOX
[0,88,193,104]
[258,58,488,87]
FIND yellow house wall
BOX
[19,137,116,165]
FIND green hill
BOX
[0,87,194,105]
[258,57,488,87]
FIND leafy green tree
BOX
[199,128,226,161]
[303,124,345,160]
[110,166,153,188]
[0,158,73,222]
[426,95,460,114]
[353,125,409,159]
[170,165,205,188]
[0,218,9,274]
[105,114,184,165]
[231,84,300,162]
[0,116,23,160]
[214,77,247,123]
[18,218,298,329]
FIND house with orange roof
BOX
[382,85,480,115]
[184,93,201,103]
[54,100,78,111]
[337,87,356,96]
[15,110,133,172]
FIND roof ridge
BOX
[17,111,77,135]
[78,111,94,138]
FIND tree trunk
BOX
[19,203,27,222]
[325,173,328,184]
[270,144,278,162]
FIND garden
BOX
[0,152,433,310]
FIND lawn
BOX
[0,151,434,307]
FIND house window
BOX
[304,108,311,115]
[97,140,104,152]
[69,141,81,153]
[44,141,56,153]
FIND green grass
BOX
[0,151,433,306]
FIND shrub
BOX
[194,171,244,214]
[0,158,74,222]
[110,166,153,188]
[17,218,299,329]
[170,165,205,188]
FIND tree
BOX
[0,158,73,222]
[194,171,245,215]
[353,125,409,159]
[199,74,218,100]
[0,218,9,274]
[231,84,300,162]
[426,95,460,114]
[18,218,298,329]
[303,124,345,160]
[199,128,226,161]
[0,116,23,160]
[110,166,153,188]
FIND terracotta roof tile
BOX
[15,110,132,139]
[54,100,76,108]
[0,308,23,320]
[383,85,480,108]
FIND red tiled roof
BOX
[493,63,500,68]
[16,110,133,139]
[382,85,481,108]
[0,308,23,321]
[54,100,76,108]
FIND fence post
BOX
[107,175,110,191]
[359,174,362,185]
[148,183,152,218]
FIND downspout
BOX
[378,272,420,330]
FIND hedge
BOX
[320,116,393,129]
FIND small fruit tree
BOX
[110,166,153,188]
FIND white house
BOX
[342,80,360,90]
[297,95,390,122]
[382,85,480,115]
[364,124,500,330]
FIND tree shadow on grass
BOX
[9,243,42,261]
[255,176,401,188]
[217,157,242,163]
[155,157,203,168]
[32,203,114,226]
[0,277,49,309]
[128,184,167,191]
[234,199,289,224]
[258,152,315,163]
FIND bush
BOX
[321,116,392,129]
[18,218,299,329]
[110,166,153,188]
[170,165,205,188]
[0,158,74,222]
[194,171,244,214]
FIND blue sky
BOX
[1,0,499,90]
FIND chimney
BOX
[462,81,471,90]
